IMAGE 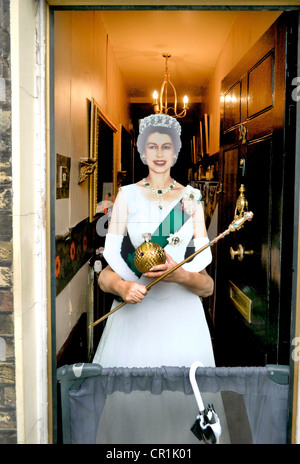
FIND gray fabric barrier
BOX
[57,364,289,445]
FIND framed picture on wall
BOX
[89,98,117,221]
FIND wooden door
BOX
[214,13,297,366]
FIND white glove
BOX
[182,237,212,272]
[103,233,140,282]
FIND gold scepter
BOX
[89,211,254,329]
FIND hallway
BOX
[53,8,291,368]
[2,1,300,444]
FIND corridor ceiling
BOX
[100,10,236,102]
[98,10,280,102]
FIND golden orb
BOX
[134,233,166,273]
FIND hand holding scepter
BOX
[89,211,254,329]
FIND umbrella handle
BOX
[189,361,205,413]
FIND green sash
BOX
[125,199,190,277]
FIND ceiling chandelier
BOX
[152,53,189,119]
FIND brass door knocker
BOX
[234,184,248,218]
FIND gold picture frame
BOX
[89,98,117,221]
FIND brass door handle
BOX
[230,244,254,261]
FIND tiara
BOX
[139,114,181,136]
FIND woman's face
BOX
[144,132,176,173]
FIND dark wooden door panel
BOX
[244,136,273,299]
[223,81,241,131]
[247,51,274,119]
[220,19,286,145]
[214,14,296,367]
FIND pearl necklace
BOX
[142,178,177,209]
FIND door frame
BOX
[44,0,300,444]
[290,11,300,443]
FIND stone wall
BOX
[0,0,17,444]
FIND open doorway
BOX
[49,4,299,443]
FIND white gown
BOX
[92,184,230,444]
[93,184,215,368]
